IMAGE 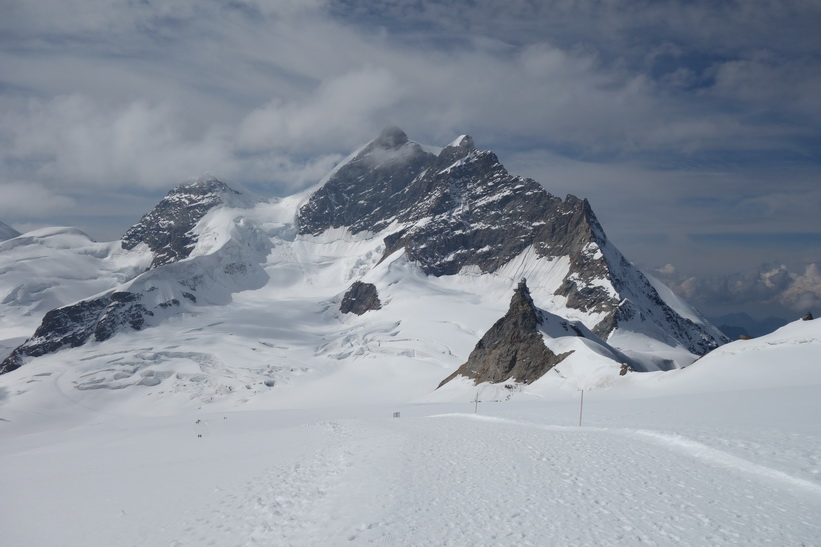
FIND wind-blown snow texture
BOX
[1,318,820,546]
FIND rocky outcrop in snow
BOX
[340,282,382,315]
[439,280,572,387]
[0,291,155,374]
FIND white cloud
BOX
[656,264,677,276]
[2,95,235,190]
[657,263,821,317]
[0,0,818,306]
[0,182,75,217]
[237,68,404,153]
[780,264,821,312]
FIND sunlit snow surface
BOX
[1,320,820,546]
[1,190,820,545]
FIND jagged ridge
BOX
[439,279,572,387]
[122,176,253,268]
[299,127,726,354]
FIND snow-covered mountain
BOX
[1,144,816,545]
[0,128,727,408]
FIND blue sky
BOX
[1,0,819,320]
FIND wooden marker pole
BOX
[579,389,584,426]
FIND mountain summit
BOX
[298,128,726,363]
[1,129,726,404]
[121,176,262,268]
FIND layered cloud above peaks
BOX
[656,263,821,319]
[1,0,818,316]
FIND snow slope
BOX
[2,132,728,399]
[1,278,819,546]
[1,379,819,546]
[0,227,151,354]
[1,193,813,413]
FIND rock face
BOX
[299,127,726,354]
[121,176,253,268]
[0,128,728,378]
[0,291,165,374]
[299,128,586,277]
[438,280,572,387]
[0,297,109,373]
[340,282,381,315]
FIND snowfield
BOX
[0,161,817,545]
[1,320,820,546]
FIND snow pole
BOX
[474,392,480,414]
[579,389,584,426]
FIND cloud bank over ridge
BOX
[1,0,818,317]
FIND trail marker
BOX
[579,389,584,426]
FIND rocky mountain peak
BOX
[121,176,249,268]
[438,134,476,163]
[438,278,572,387]
[372,126,409,149]
[299,128,725,356]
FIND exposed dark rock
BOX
[298,128,726,355]
[0,296,110,374]
[801,312,813,321]
[619,364,634,376]
[93,292,153,342]
[438,280,572,387]
[340,281,382,315]
[0,288,161,373]
[121,177,246,268]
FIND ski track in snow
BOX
[157,414,820,547]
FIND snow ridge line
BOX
[431,413,821,496]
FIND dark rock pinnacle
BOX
[438,279,573,387]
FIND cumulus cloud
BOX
[0,0,818,307]
[658,263,821,317]
[656,264,677,276]
[0,182,75,217]
[2,95,233,189]
[780,264,821,312]
[236,68,404,153]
